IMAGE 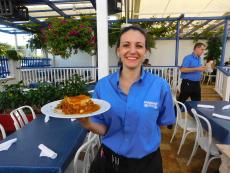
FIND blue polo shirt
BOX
[180,53,203,81]
[91,69,175,158]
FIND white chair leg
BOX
[177,130,191,155]
[201,152,210,173]
[202,156,220,173]
[207,75,211,85]
[201,75,205,85]
[187,140,199,166]
[170,124,178,143]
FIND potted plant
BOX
[26,17,96,59]
[0,43,11,56]
[6,49,22,61]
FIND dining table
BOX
[185,100,230,144]
[0,115,88,173]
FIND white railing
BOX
[107,66,180,95]
[19,67,97,86]
[19,66,180,93]
[215,66,230,101]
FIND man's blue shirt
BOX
[91,69,175,158]
[180,53,202,81]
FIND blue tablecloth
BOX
[185,101,230,144]
[0,115,88,173]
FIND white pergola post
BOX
[14,30,18,50]
[96,0,109,80]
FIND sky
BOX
[0,32,31,47]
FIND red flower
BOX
[68,29,79,36]
[61,19,67,25]
[79,24,85,29]
[48,24,52,29]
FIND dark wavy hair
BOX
[115,25,150,52]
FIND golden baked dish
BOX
[56,95,100,114]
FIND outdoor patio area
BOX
[1,1,230,173]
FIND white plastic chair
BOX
[72,132,100,173]
[0,123,6,139]
[207,74,216,85]
[187,109,220,173]
[170,98,197,155]
[202,72,216,85]
[10,105,36,130]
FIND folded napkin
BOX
[71,118,76,122]
[0,138,17,151]
[197,104,215,109]
[38,144,57,159]
[44,115,50,123]
[222,104,230,110]
[212,113,230,120]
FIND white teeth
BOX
[127,57,137,60]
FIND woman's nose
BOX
[129,45,136,53]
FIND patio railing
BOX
[18,66,180,93]
[20,57,51,68]
[215,66,230,101]
[19,66,98,86]
[0,57,10,78]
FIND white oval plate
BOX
[41,99,111,118]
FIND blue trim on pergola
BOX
[174,14,184,66]
[34,13,96,19]
[109,16,228,23]
[89,0,96,9]
[23,0,89,4]
[42,0,69,18]
[175,21,180,66]
[29,6,94,13]
[28,16,46,25]
[0,29,11,34]
[50,0,89,3]
[0,18,33,33]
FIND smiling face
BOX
[117,30,147,70]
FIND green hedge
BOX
[0,74,88,113]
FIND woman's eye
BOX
[136,45,143,48]
[122,44,129,47]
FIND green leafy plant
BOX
[0,81,26,113]
[27,34,46,52]
[6,49,22,60]
[204,37,222,65]
[0,43,11,56]
[0,74,88,113]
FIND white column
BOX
[96,0,109,79]
[14,31,18,50]
[91,54,97,81]
[222,75,230,101]
[52,55,56,67]
[8,60,20,83]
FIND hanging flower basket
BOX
[36,17,96,58]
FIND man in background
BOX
[177,42,206,103]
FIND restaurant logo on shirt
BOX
[144,101,158,109]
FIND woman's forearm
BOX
[85,122,107,136]
[180,66,206,73]
[78,117,107,136]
